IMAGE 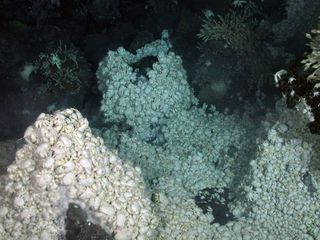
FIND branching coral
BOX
[30,43,91,97]
[302,21,320,83]
[198,9,258,55]
[196,3,277,96]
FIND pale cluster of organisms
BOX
[1,34,320,240]
[0,108,157,240]
[96,31,197,141]
[96,36,320,239]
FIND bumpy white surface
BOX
[161,106,248,168]
[113,99,320,239]
[93,34,320,239]
[116,106,250,194]
[96,31,197,141]
[225,100,320,239]
[0,109,157,239]
[153,180,216,240]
